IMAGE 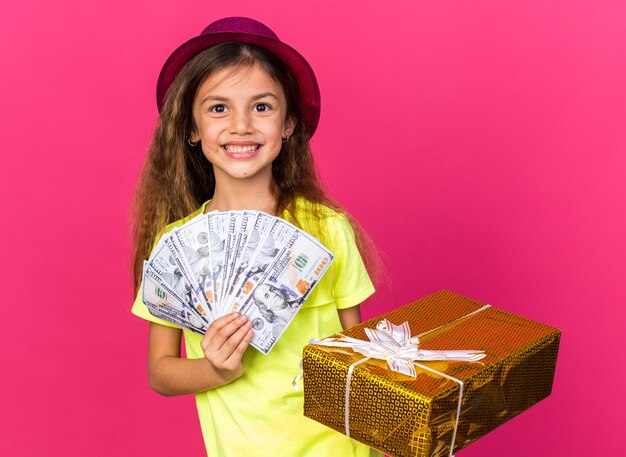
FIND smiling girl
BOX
[131,17,380,456]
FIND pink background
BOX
[1,0,623,455]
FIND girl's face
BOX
[191,63,294,185]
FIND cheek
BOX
[199,124,225,154]
[197,118,224,139]
[263,118,288,138]
[201,128,220,141]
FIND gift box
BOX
[302,290,560,457]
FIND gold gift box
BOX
[302,290,560,457]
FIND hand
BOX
[200,313,254,385]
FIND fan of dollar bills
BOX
[142,210,334,355]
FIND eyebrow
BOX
[199,92,279,105]
[252,92,279,101]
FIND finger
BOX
[217,320,252,361]
[203,314,249,354]
[224,326,254,366]
[201,314,238,352]
[211,312,243,332]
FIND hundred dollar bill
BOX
[142,262,209,334]
[225,211,257,295]
[207,211,229,315]
[143,209,335,352]
[148,236,196,308]
[239,228,334,354]
[219,211,243,308]
[229,218,297,315]
[222,211,273,311]
[172,214,216,320]
[163,235,212,322]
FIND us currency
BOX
[222,211,274,311]
[142,262,209,334]
[206,211,229,314]
[240,228,334,354]
[218,212,243,308]
[163,235,212,322]
[142,209,336,352]
[229,218,297,315]
[225,211,258,292]
[172,214,216,320]
[148,237,196,310]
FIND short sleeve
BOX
[323,214,375,309]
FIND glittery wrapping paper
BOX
[302,290,561,457]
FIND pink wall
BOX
[1,0,623,455]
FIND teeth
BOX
[224,145,258,153]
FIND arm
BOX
[337,305,362,330]
[147,313,253,396]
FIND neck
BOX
[206,171,277,215]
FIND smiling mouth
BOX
[222,144,261,153]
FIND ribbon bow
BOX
[313,319,486,377]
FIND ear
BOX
[283,116,296,138]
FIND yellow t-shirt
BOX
[132,200,381,457]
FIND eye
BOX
[253,103,272,112]
[209,104,228,113]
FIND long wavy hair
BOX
[132,43,379,292]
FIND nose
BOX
[230,109,253,134]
